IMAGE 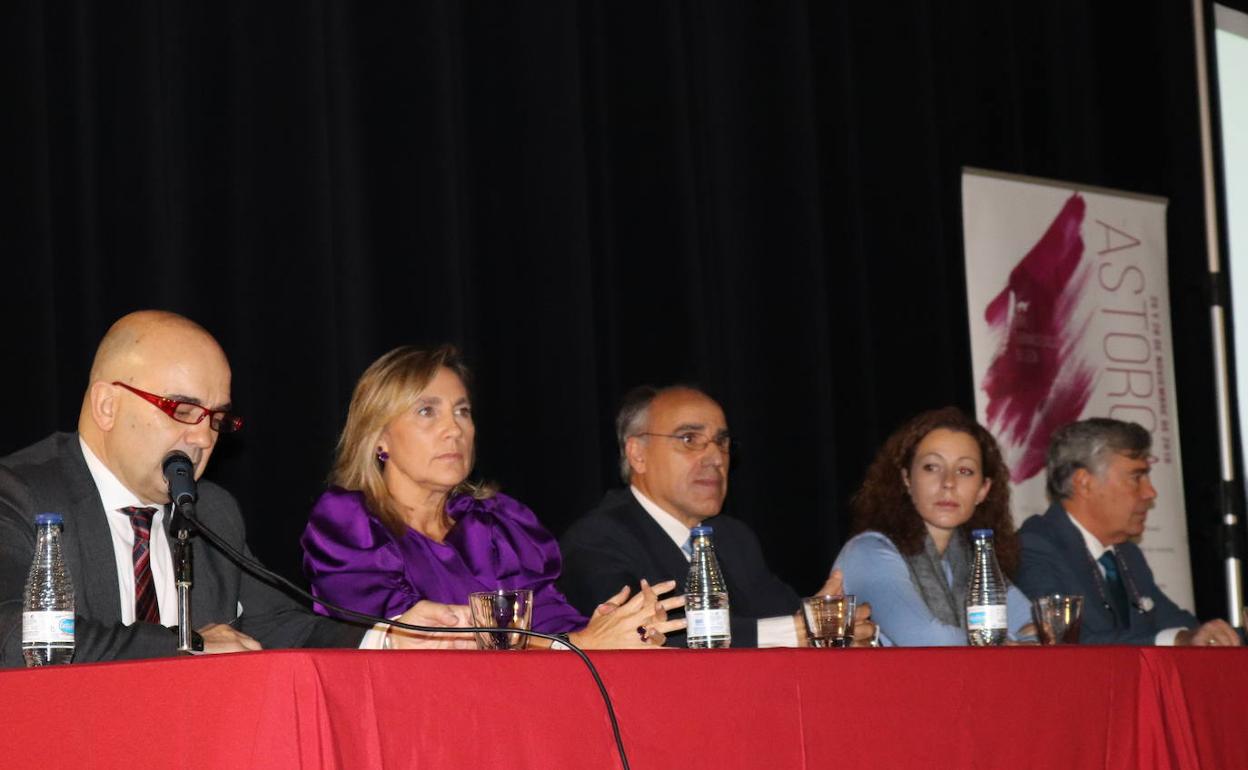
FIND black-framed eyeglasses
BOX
[112,381,244,433]
[633,431,731,453]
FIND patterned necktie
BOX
[1098,550,1129,625]
[123,506,161,624]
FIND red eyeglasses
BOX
[112,381,244,433]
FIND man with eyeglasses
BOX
[0,310,464,666]
[559,385,873,647]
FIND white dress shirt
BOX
[630,486,799,647]
[1066,511,1181,646]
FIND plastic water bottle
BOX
[685,525,731,648]
[23,513,75,666]
[965,528,1008,646]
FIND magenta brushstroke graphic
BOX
[981,193,1096,482]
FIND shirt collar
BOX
[1065,507,1111,561]
[79,436,158,514]
[630,485,692,554]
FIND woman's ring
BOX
[637,625,649,642]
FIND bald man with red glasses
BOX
[0,310,465,666]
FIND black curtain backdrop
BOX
[3,1,1246,621]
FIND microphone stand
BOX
[172,499,195,653]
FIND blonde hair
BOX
[330,345,493,536]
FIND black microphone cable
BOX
[177,503,632,770]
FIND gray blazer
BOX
[1016,502,1197,644]
[0,432,365,666]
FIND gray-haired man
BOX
[1016,418,1240,645]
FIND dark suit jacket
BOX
[1016,502,1197,644]
[557,488,801,647]
[0,433,365,667]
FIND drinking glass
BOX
[802,594,856,648]
[468,589,534,650]
[1032,594,1083,645]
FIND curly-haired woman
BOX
[832,407,1034,645]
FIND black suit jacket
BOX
[557,488,801,647]
[1016,502,1197,644]
[0,433,365,666]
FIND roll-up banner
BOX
[961,168,1194,610]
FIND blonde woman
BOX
[302,345,682,649]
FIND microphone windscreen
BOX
[163,450,198,505]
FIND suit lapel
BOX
[615,492,691,588]
[55,438,125,625]
[1045,503,1122,628]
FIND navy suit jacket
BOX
[0,433,366,666]
[557,488,801,647]
[1016,502,1197,644]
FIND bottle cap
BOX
[971,528,994,539]
[35,512,64,526]
[690,525,714,537]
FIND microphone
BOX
[163,451,199,652]
[163,451,198,506]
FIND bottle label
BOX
[686,608,730,638]
[22,611,74,644]
[965,604,1008,631]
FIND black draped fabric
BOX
[2,1,1245,620]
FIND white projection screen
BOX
[1217,5,1248,491]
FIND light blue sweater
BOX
[833,530,1033,646]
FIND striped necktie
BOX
[122,506,161,624]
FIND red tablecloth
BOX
[0,646,1241,769]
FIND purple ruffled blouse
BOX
[301,488,587,633]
